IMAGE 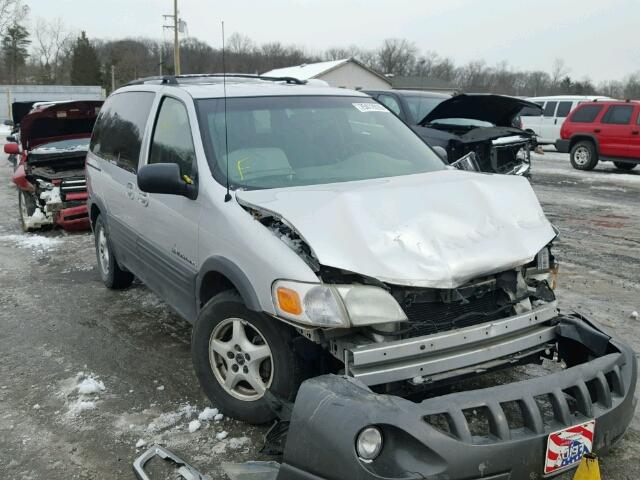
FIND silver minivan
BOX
[85,77,635,480]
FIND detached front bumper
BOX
[278,317,637,480]
[54,204,90,231]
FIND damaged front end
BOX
[275,315,637,480]
[238,189,635,479]
[414,94,541,176]
[11,100,101,231]
[14,144,91,231]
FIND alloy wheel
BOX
[574,146,590,167]
[97,227,110,275]
[209,317,273,401]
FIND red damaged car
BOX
[8,100,102,231]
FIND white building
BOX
[263,58,391,91]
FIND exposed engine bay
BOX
[412,94,542,176]
[21,147,89,229]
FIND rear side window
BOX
[556,101,573,117]
[543,101,557,117]
[90,91,155,173]
[148,97,197,178]
[520,105,541,116]
[570,105,603,123]
[601,105,634,125]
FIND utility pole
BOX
[111,65,115,92]
[173,0,180,75]
[163,1,182,75]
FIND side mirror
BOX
[3,119,14,126]
[137,163,197,200]
[432,146,448,162]
[3,143,19,155]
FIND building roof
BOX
[389,76,457,91]
[263,58,391,85]
[263,59,349,80]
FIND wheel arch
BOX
[88,196,109,232]
[196,257,262,313]
[569,134,599,151]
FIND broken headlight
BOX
[272,281,406,328]
[528,246,559,290]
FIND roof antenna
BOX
[222,20,232,202]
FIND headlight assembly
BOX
[272,280,406,328]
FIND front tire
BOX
[94,215,134,289]
[570,141,598,170]
[192,290,304,424]
[18,190,37,232]
[613,161,637,171]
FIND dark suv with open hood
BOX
[365,90,541,175]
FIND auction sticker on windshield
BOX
[544,420,595,475]
[353,103,389,113]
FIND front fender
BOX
[196,256,262,313]
[12,164,35,192]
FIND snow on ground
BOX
[532,149,640,185]
[0,233,63,252]
[58,372,106,417]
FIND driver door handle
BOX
[138,192,149,207]
[632,131,639,135]
[594,128,601,133]
[126,182,135,199]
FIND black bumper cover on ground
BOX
[555,139,570,153]
[277,317,637,480]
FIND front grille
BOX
[403,291,510,337]
[60,177,87,194]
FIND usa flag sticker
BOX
[544,420,595,474]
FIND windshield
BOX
[196,96,445,190]
[404,95,447,124]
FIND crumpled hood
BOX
[419,94,542,127]
[236,170,556,288]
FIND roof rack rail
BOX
[125,76,178,86]
[124,73,306,87]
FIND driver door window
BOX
[149,97,196,180]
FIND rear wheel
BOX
[94,215,134,289]
[18,190,37,232]
[192,290,304,424]
[570,141,598,170]
[613,161,637,171]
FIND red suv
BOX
[556,100,640,171]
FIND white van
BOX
[521,95,612,145]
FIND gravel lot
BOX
[0,143,638,479]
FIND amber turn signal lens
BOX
[277,287,302,315]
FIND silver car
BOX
[86,75,626,442]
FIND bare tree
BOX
[32,17,72,83]
[227,32,254,56]
[550,58,569,90]
[376,38,417,76]
[0,0,28,38]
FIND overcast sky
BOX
[26,0,640,82]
